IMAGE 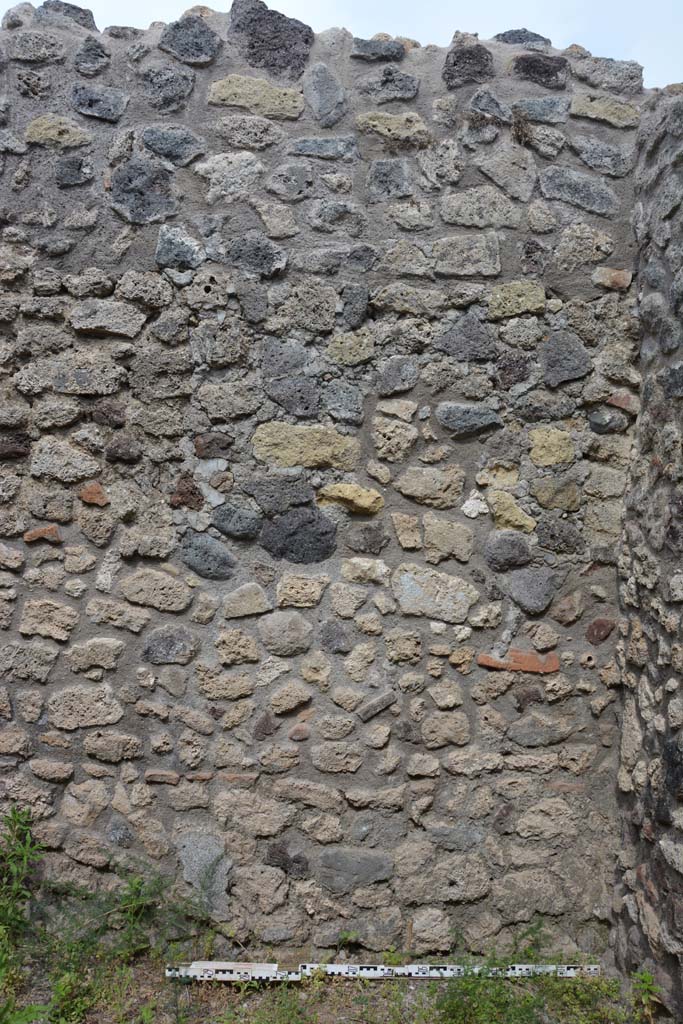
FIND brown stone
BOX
[78,481,110,507]
[23,524,62,544]
[169,473,204,510]
[586,618,616,646]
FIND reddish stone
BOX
[217,772,259,786]
[23,524,62,545]
[169,472,204,510]
[194,432,234,459]
[606,390,640,415]
[477,648,561,674]
[78,481,110,507]
[586,618,616,646]
[288,723,311,742]
[185,771,214,782]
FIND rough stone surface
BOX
[0,4,661,988]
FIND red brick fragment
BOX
[23,524,62,545]
[606,390,640,415]
[477,648,561,674]
[78,481,110,506]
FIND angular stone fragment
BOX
[394,466,466,509]
[288,136,356,161]
[252,422,359,470]
[474,141,537,202]
[208,75,304,119]
[258,611,313,656]
[351,37,405,61]
[48,684,123,730]
[142,125,205,166]
[436,402,502,437]
[317,845,393,894]
[222,583,272,618]
[356,111,430,147]
[159,14,222,66]
[74,34,110,76]
[359,66,419,104]
[569,135,634,178]
[70,299,145,338]
[487,490,536,532]
[303,62,346,127]
[25,115,91,148]
[435,312,497,362]
[311,743,363,773]
[541,330,591,388]
[423,513,474,565]
[392,563,479,623]
[570,93,640,129]
[195,151,265,203]
[508,568,558,614]
[484,531,531,571]
[155,225,206,270]
[144,625,199,665]
[367,158,414,201]
[214,788,294,836]
[229,0,313,79]
[8,31,65,63]
[317,483,384,515]
[120,569,192,612]
[422,711,470,749]
[442,44,494,88]
[111,157,177,224]
[140,63,195,112]
[592,266,632,291]
[180,532,237,581]
[67,638,124,672]
[19,599,79,642]
[30,438,100,483]
[440,185,520,228]
[512,96,570,124]
[261,507,337,564]
[572,56,643,95]
[86,598,150,633]
[488,280,545,319]
[495,28,551,45]
[512,54,567,89]
[271,681,311,714]
[71,84,128,122]
[433,232,500,277]
[540,166,618,216]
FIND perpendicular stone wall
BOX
[615,88,683,1010]
[0,0,652,971]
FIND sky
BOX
[54,0,682,89]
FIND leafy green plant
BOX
[631,970,662,1024]
[0,808,43,941]
[47,971,94,1024]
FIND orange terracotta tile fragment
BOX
[78,481,110,506]
[477,648,561,674]
[23,524,62,545]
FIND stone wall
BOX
[614,88,683,1010]
[0,0,654,970]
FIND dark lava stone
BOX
[213,502,263,540]
[139,63,195,113]
[265,377,320,418]
[180,530,237,580]
[158,14,222,66]
[484,530,532,572]
[442,44,494,89]
[74,35,110,77]
[494,28,551,45]
[536,515,585,554]
[229,0,313,80]
[110,156,176,224]
[260,506,337,563]
[513,53,568,90]
[40,0,97,29]
[55,154,93,188]
[344,521,390,555]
